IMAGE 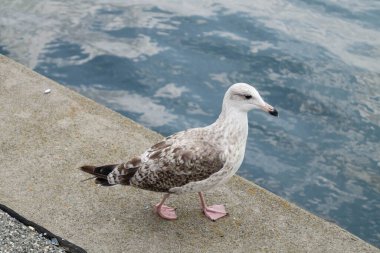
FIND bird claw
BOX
[202,204,228,221]
[154,204,177,220]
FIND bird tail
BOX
[80,165,117,186]
[80,160,140,186]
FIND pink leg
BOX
[154,193,177,220]
[198,192,228,221]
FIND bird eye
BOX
[244,95,252,99]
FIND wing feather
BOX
[130,130,225,192]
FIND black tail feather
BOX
[79,164,117,186]
[80,163,139,186]
[94,178,113,187]
[80,165,117,178]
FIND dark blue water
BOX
[1,0,379,247]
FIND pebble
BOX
[0,210,65,253]
[51,238,59,246]
[44,89,51,94]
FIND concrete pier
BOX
[0,55,378,252]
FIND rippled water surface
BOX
[1,0,379,247]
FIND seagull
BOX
[80,83,278,221]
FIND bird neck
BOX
[212,104,249,143]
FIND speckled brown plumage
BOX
[125,129,226,192]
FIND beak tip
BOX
[269,108,279,117]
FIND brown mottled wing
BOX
[129,134,225,192]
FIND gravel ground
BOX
[0,210,66,253]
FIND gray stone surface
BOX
[0,55,378,253]
[0,210,65,253]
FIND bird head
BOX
[224,83,278,116]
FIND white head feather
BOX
[223,83,278,116]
